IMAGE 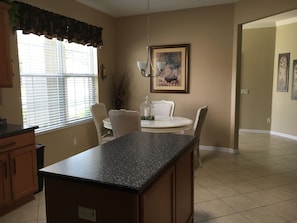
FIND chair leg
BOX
[194,143,203,169]
[198,146,202,167]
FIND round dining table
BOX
[103,116,193,134]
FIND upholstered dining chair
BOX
[91,103,114,145]
[108,109,141,138]
[151,100,175,118]
[192,106,208,168]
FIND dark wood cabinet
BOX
[0,2,13,87]
[141,148,194,223]
[0,131,38,216]
[140,165,175,223]
[0,152,11,207]
[176,148,194,223]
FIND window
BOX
[17,31,98,133]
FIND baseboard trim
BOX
[200,145,239,154]
[200,130,297,154]
[239,129,270,134]
[239,129,297,141]
[270,131,297,141]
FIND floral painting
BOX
[150,44,189,93]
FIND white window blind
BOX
[16,31,98,133]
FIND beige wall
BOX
[271,23,297,136]
[240,22,297,138]
[115,4,235,148]
[240,27,275,130]
[232,0,297,149]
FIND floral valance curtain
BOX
[13,1,103,48]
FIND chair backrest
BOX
[108,109,141,138]
[193,106,208,139]
[91,103,108,145]
[151,100,175,118]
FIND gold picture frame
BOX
[150,44,190,93]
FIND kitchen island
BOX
[40,132,196,223]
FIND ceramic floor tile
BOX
[244,190,283,206]
[0,205,38,223]
[247,176,283,189]
[226,180,259,194]
[206,184,239,198]
[195,199,236,220]
[210,172,243,184]
[265,174,296,185]
[196,175,223,187]
[267,199,297,221]
[195,219,218,223]
[194,203,216,222]
[214,213,253,223]
[241,206,286,223]
[230,169,259,180]
[246,166,276,177]
[265,184,297,201]
[222,194,261,212]
[194,186,218,203]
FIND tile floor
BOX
[1,132,297,223]
[194,133,297,223]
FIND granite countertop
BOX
[40,132,196,194]
[0,124,38,139]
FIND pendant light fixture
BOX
[136,0,166,77]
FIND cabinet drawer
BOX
[0,132,35,152]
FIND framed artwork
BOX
[292,60,297,100]
[277,53,290,92]
[150,44,189,93]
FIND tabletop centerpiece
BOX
[140,96,155,120]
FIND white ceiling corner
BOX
[76,0,238,18]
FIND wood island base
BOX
[41,132,196,223]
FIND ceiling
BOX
[76,0,238,18]
[76,0,297,28]
[244,9,297,29]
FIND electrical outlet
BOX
[267,118,271,124]
[78,206,96,222]
[73,138,77,146]
[240,88,249,94]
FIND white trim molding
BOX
[270,131,297,141]
[200,145,239,154]
[239,129,270,134]
[200,130,297,155]
[239,129,297,141]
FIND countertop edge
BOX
[0,124,38,139]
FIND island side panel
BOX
[176,146,194,223]
[140,165,176,223]
[44,176,139,223]
[140,145,194,223]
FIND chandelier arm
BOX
[138,0,164,78]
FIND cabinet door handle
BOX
[0,141,16,149]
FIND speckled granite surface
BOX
[0,124,38,138]
[40,132,196,193]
